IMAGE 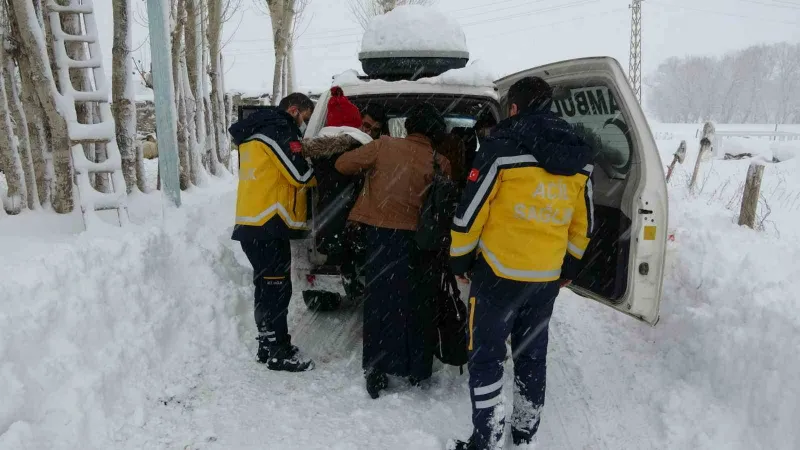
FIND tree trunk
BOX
[287,41,295,94]
[42,3,59,93]
[112,0,139,193]
[185,0,200,104]
[171,2,191,190]
[93,102,110,192]
[187,0,206,162]
[224,93,233,133]
[15,48,51,208]
[181,56,204,186]
[7,9,51,208]
[282,54,288,98]
[12,0,73,213]
[268,0,288,105]
[207,0,228,171]
[4,58,40,210]
[135,140,147,192]
[200,0,215,175]
[0,39,27,214]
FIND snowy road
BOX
[113,281,671,450]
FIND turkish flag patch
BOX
[468,168,480,182]
[289,141,302,154]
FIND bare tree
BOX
[0,27,27,214]
[649,42,800,124]
[207,0,231,169]
[254,0,309,99]
[112,0,140,193]
[9,0,73,213]
[771,43,800,125]
[264,0,294,104]
[3,58,39,210]
[8,10,52,207]
[348,0,435,30]
[171,0,192,189]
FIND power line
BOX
[226,0,594,46]
[472,7,627,40]
[739,0,800,8]
[227,0,543,43]
[224,7,629,58]
[226,0,603,54]
[460,0,601,27]
[648,1,800,24]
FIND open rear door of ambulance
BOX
[495,57,668,326]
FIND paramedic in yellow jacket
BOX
[228,93,316,373]
[448,77,594,450]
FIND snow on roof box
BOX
[359,5,469,81]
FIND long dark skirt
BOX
[362,225,436,381]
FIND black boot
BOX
[256,336,299,364]
[365,371,388,399]
[446,437,475,450]
[266,344,314,372]
[511,429,539,448]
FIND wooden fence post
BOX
[738,162,765,229]
[666,140,687,183]
[689,122,715,192]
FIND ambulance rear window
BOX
[550,85,632,178]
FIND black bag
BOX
[433,272,469,369]
[416,151,459,251]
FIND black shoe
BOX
[365,371,388,399]
[409,377,421,387]
[512,429,532,446]
[446,438,474,450]
[265,345,314,372]
[256,337,298,364]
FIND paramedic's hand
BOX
[456,274,471,284]
[559,279,572,288]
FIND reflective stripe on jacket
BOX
[229,108,315,241]
[450,106,594,282]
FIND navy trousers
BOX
[467,258,560,449]
[240,239,292,346]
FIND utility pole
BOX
[629,0,643,104]
[146,0,181,207]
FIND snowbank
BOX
[648,188,800,449]
[0,177,253,450]
[771,142,799,162]
[360,5,468,54]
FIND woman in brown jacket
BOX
[335,103,452,399]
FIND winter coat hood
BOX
[302,127,373,159]
[488,106,593,176]
[228,107,301,146]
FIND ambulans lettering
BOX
[552,87,620,118]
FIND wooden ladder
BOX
[47,0,129,228]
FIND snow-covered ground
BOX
[2,131,800,450]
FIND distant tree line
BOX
[646,42,800,124]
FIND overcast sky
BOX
[96,0,800,97]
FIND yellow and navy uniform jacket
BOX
[229,108,315,241]
[450,105,595,283]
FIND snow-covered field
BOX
[2,130,800,449]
